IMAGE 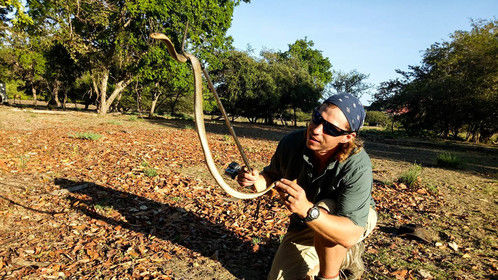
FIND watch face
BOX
[310,207,320,219]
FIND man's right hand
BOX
[236,168,260,187]
[237,168,270,192]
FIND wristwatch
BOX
[304,205,321,222]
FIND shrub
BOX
[398,164,422,187]
[70,132,102,141]
[128,115,139,121]
[144,167,158,177]
[436,152,462,168]
[365,111,389,127]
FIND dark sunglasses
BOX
[311,108,352,136]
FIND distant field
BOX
[0,105,496,279]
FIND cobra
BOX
[150,33,276,199]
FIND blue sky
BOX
[227,0,497,104]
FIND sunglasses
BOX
[311,108,352,136]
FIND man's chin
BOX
[306,140,320,150]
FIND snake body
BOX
[150,33,275,199]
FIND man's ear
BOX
[340,132,356,143]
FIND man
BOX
[237,93,377,280]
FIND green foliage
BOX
[436,152,462,168]
[70,132,103,141]
[372,19,497,143]
[107,120,123,125]
[328,69,371,99]
[20,0,246,114]
[144,167,158,177]
[127,115,140,122]
[210,38,331,125]
[398,164,422,187]
[426,183,439,195]
[365,111,389,127]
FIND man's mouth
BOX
[309,137,320,144]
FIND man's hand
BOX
[275,179,313,219]
[236,168,267,192]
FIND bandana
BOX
[324,93,365,132]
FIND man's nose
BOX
[310,122,324,134]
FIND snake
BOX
[150,33,276,199]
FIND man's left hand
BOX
[275,179,314,219]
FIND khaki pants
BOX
[268,200,377,280]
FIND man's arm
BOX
[276,179,364,248]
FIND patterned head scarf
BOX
[324,93,365,132]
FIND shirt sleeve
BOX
[335,161,373,228]
[262,140,284,182]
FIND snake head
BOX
[150,33,188,63]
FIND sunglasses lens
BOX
[312,110,321,124]
[311,109,346,136]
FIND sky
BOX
[227,0,497,104]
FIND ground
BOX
[0,105,496,279]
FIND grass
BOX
[144,167,158,177]
[398,163,422,187]
[425,183,439,195]
[436,152,462,168]
[107,120,123,125]
[127,115,141,122]
[18,154,29,169]
[69,132,102,141]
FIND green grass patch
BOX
[127,115,140,122]
[398,163,422,187]
[107,120,123,125]
[436,152,462,168]
[70,132,102,141]
[144,167,158,177]
[426,183,439,195]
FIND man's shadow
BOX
[55,178,280,279]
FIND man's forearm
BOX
[306,209,364,248]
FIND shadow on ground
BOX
[55,178,280,280]
[145,117,296,142]
[145,117,498,178]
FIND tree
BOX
[267,38,333,125]
[328,69,371,99]
[44,43,81,108]
[372,19,497,142]
[0,34,47,104]
[26,0,248,114]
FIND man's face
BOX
[306,104,355,156]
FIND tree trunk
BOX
[50,80,62,108]
[135,81,142,114]
[169,90,182,115]
[31,86,37,107]
[94,68,132,115]
[293,107,297,127]
[149,82,161,118]
[97,69,109,114]
[62,89,68,110]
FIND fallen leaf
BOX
[392,269,408,280]
[448,241,459,252]
[419,269,433,279]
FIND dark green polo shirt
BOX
[263,129,375,229]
